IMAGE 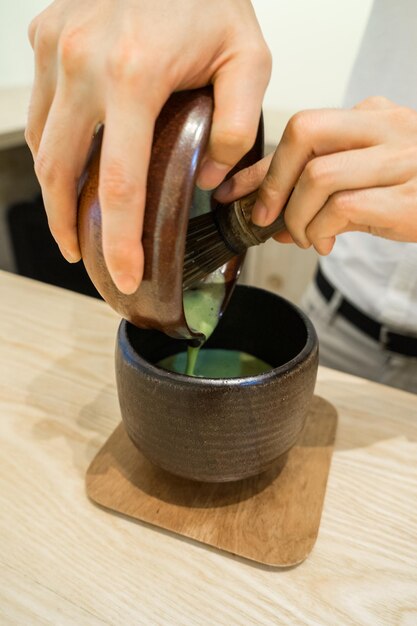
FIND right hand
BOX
[216,97,417,253]
[26,0,271,293]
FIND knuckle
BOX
[212,128,255,164]
[245,42,273,77]
[24,126,40,153]
[388,105,417,130]
[59,27,90,74]
[302,158,332,189]
[259,45,273,75]
[100,164,138,205]
[33,20,58,56]
[356,95,393,110]
[34,151,51,183]
[329,191,356,217]
[35,151,63,187]
[28,16,40,47]
[283,111,312,145]
[262,169,282,197]
[238,156,270,190]
[107,41,147,84]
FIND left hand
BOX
[215,97,417,254]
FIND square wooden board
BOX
[86,395,337,567]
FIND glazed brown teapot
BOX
[78,87,263,340]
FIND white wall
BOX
[251,0,373,143]
[0,0,50,87]
[253,0,372,111]
[2,0,372,104]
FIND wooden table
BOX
[1,270,416,625]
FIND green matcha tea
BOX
[182,266,226,374]
[182,269,225,341]
[158,349,272,379]
[164,188,272,378]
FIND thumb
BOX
[214,152,273,203]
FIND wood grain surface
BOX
[86,395,337,567]
[1,270,416,625]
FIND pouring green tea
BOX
[157,189,272,379]
[158,268,272,377]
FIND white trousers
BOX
[301,281,417,395]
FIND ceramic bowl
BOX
[78,87,264,341]
[116,285,319,483]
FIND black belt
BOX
[315,266,417,357]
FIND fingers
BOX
[214,153,273,203]
[305,187,389,254]
[34,85,98,263]
[283,144,410,248]
[29,12,97,263]
[307,183,417,250]
[217,102,417,252]
[197,48,271,190]
[98,99,157,294]
[251,108,389,226]
[25,17,60,156]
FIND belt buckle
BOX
[379,325,390,350]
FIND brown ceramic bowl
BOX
[116,285,319,483]
[78,87,264,341]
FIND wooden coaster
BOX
[86,395,337,567]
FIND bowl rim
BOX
[117,285,318,388]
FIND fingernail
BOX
[113,272,139,295]
[60,247,81,264]
[251,201,271,226]
[317,237,335,255]
[197,160,230,190]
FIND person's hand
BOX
[215,97,417,254]
[27,0,271,294]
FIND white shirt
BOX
[320,0,417,334]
